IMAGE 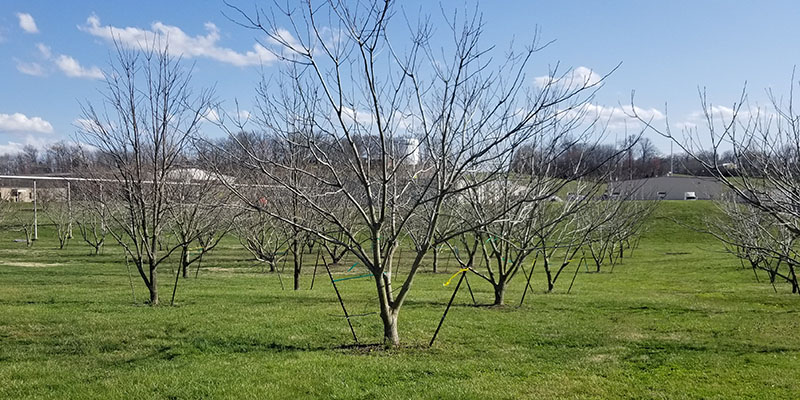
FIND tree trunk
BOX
[544,259,555,292]
[149,266,159,305]
[432,246,439,273]
[493,281,506,306]
[181,247,189,278]
[380,309,399,346]
[293,241,302,290]
[375,273,400,346]
[293,261,301,290]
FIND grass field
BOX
[0,201,798,399]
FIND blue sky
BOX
[1,0,800,155]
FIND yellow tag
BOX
[443,268,469,286]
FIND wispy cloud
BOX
[80,15,278,67]
[0,136,62,155]
[16,12,38,34]
[15,60,46,77]
[202,108,220,123]
[674,105,769,133]
[36,43,51,58]
[534,66,602,89]
[16,43,103,80]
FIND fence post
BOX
[33,180,38,241]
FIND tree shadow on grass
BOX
[112,337,429,367]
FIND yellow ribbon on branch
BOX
[443,268,469,287]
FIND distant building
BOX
[607,175,728,200]
[400,138,420,166]
[0,177,69,202]
[167,168,234,184]
[0,187,33,202]
[354,136,422,167]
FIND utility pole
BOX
[67,181,73,239]
[33,180,38,240]
[669,142,674,175]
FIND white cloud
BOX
[36,43,51,58]
[534,66,602,89]
[202,108,220,123]
[269,28,303,51]
[674,121,698,131]
[0,112,53,134]
[340,106,375,126]
[674,105,767,133]
[0,141,27,155]
[73,118,102,132]
[17,42,103,80]
[706,105,737,121]
[54,54,104,79]
[392,110,421,131]
[0,138,42,155]
[566,103,665,130]
[0,135,68,155]
[15,60,46,77]
[80,15,278,67]
[16,13,38,34]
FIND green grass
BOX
[0,201,798,399]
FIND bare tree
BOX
[0,200,11,236]
[167,169,236,279]
[583,197,655,272]
[74,182,107,255]
[78,41,213,305]
[450,175,602,304]
[632,75,800,295]
[534,195,597,292]
[14,211,35,248]
[235,210,290,274]
[219,1,611,345]
[15,145,42,174]
[708,195,799,294]
[38,189,72,250]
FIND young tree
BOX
[633,77,800,296]
[708,195,799,294]
[14,212,35,248]
[583,197,642,272]
[39,188,73,250]
[78,42,213,305]
[167,169,235,279]
[221,1,610,345]
[235,210,290,274]
[451,176,585,305]
[0,200,11,237]
[74,182,107,255]
[534,194,598,292]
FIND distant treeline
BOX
[0,135,744,180]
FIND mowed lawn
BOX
[0,201,798,399]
